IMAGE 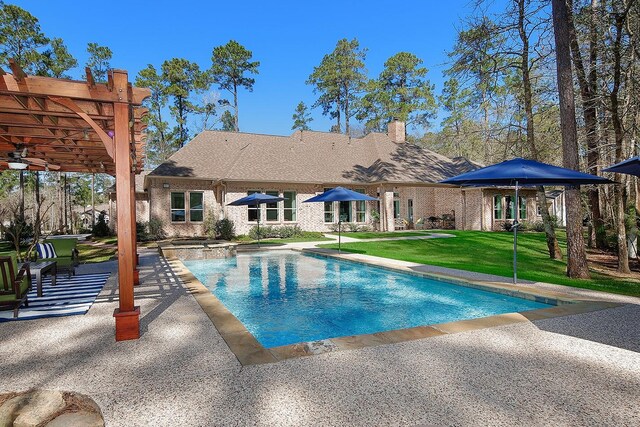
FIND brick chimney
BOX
[387,120,405,143]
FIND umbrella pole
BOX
[338,220,341,253]
[257,205,260,248]
[513,181,519,284]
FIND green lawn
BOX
[329,231,434,239]
[319,230,640,297]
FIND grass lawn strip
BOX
[319,230,640,297]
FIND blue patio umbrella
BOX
[441,158,613,284]
[227,193,286,245]
[304,187,378,252]
[603,156,640,177]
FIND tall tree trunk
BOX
[517,0,562,259]
[567,0,606,249]
[233,82,239,132]
[344,83,350,135]
[551,0,590,278]
[610,10,630,273]
[35,171,41,237]
[63,173,68,233]
[91,173,96,230]
[57,173,63,232]
[19,170,25,221]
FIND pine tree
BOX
[307,38,367,135]
[291,102,313,131]
[210,40,260,132]
[86,42,112,83]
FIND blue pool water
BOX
[184,251,551,348]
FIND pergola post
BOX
[131,167,140,285]
[112,70,140,341]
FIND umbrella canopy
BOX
[440,158,614,187]
[227,193,285,206]
[440,157,613,284]
[603,156,640,177]
[227,193,286,246]
[304,187,378,252]
[303,186,378,203]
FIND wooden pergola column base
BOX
[114,306,140,341]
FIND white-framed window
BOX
[505,195,515,220]
[189,192,204,222]
[247,190,259,222]
[284,191,297,221]
[393,191,401,218]
[519,196,527,220]
[493,194,503,220]
[355,189,366,222]
[324,187,335,223]
[494,194,527,220]
[171,192,186,222]
[265,190,279,221]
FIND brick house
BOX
[124,121,554,237]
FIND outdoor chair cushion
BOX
[0,251,31,311]
[44,238,77,258]
[0,279,29,302]
[36,242,57,259]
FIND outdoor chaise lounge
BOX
[38,238,79,277]
[0,252,32,318]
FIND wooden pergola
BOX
[0,61,150,341]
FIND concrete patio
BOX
[0,248,638,426]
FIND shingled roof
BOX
[149,130,479,185]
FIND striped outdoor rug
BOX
[0,272,111,322]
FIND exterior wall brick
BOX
[148,177,218,238]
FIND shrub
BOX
[203,208,218,239]
[136,221,149,242]
[148,216,166,240]
[248,225,265,240]
[531,221,546,232]
[248,224,305,240]
[347,222,360,232]
[3,219,33,243]
[278,225,303,238]
[502,221,513,232]
[215,218,235,240]
[328,223,341,232]
[92,212,111,237]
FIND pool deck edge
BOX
[166,252,625,366]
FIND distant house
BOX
[78,205,109,229]
[119,121,559,237]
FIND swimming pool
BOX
[184,250,552,348]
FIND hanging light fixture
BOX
[7,160,28,170]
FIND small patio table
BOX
[30,261,57,297]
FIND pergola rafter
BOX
[0,62,150,341]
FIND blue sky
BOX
[15,0,499,136]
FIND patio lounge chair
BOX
[38,238,79,277]
[0,252,32,317]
